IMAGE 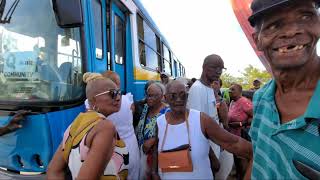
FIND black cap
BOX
[248,0,320,27]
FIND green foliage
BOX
[220,65,272,90]
[220,73,242,88]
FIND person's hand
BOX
[143,138,156,154]
[6,110,30,131]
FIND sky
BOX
[139,0,266,78]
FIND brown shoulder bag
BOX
[158,112,193,172]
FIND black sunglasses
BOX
[166,92,188,101]
[95,89,122,99]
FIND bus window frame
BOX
[162,43,172,76]
[91,0,104,60]
[114,14,126,65]
[136,12,162,72]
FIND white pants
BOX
[209,140,221,158]
[123,135,140,180]
[215,150,234,180]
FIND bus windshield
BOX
[0,0,84,104]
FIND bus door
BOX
[110,3,126,92]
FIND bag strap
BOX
[62,111,102,162]
[161,110,190,151]
[141,104,149,136]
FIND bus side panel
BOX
[47,105,85,154]
[132,80,147,100]
[82,0,95,72]
[132,68,160,100]
[0,105,84,172]
[0,114,51,172]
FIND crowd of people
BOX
[45,0,320,179]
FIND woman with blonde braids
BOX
[47,73,129,180]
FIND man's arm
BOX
[218,101,229,129]
[200,112,252,160]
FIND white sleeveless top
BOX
[157,109,213,179]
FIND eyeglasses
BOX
[146,93,161,99]
[166,92,188,101]
[208,66,227,73]
[94,89,122,99]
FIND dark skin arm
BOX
[217,101,229,129]
[204,112,253,178]
[244,159,253,180]
[143,137,156,154]
[47,120,116,180]
[201,112,252,160]
[0,110,29,136]
[77,120,115,180]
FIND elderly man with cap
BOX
[249,0,320,179]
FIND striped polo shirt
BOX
[249,79,320,180]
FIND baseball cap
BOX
[248,0,320,27]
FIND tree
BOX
[220,65,271,90]
[220,73,241,88]
[240,65,271,90]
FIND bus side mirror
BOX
[52,0,83,28]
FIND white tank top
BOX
[157,109,213,179]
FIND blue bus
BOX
[0,0,185,177]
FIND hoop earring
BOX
[93,105,100,112]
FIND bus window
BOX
[173,60,177,77]
[0,0,84,103]
[137,14,158,70]
[156,36,162,71]
[114,15,125,64]
[137,14,146,67]
[177,62,180,76]
[162,44,172,75]
[92,0,103,59]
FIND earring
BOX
[93,105,100,112]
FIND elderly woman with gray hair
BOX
[135,82,169,179]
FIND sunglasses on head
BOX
[166,92,188,101]
[95,89,122,99]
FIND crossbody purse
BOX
[158,111,193,172]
